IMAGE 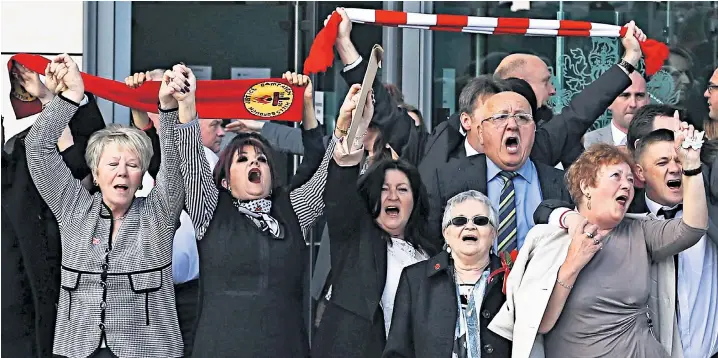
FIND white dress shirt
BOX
[610,121,628,146]
[645,195,718,358]
[381,238,428,337]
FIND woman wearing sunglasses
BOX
[383,190,511,358]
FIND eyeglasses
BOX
[450,215,491,227]
[707,84,718,95]
[481,113,534,127]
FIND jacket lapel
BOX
[483,253,503,302]
[426,251,460,354]
[368,228,388,320]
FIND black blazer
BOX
[383,251,511,358]
[426,154,572,247]
[311,160,391,358]
[1,94,104,358]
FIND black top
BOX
[311,161,390,358]
[191,189,308,358]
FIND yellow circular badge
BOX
[243,81,294,118]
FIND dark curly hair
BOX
[356,158,435,255]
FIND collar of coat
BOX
[425,249,502,278]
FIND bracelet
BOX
[682,167,702,177]
[558,210,575,230]
[336,127,349,136]
[556,278,573,290]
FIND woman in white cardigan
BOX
[489,138,707,358]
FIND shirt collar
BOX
[644,194,682,216]
[464,138,480,157]
[486,156,535,183]
[610,121,627,146]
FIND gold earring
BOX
[586,193,592,210]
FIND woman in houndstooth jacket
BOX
[25,54,187,358]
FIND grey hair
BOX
[442,190,499,230]
[458,75,506,116]
[85,124,154,175]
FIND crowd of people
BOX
[3,6,718,358]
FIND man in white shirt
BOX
[583,71,649,147]
[633,130,717,358]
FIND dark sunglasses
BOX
[450,215,491,227]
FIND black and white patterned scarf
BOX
[233,198,284,239]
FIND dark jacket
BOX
[382,251,511,358]
[425,154,573,249]
[1,94,104,358]
[341,60,632,175]
[311,160,391,358]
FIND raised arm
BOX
[531,22,644,167]
[287,72,337,235]
[144,67,189,227]
[331,8,416,157]
[322,84,372,243]
[25,54,93,225]
[174,66,219,240]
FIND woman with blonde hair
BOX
[25,54,187,357]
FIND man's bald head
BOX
[495,54,555,107]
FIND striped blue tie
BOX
[497,171,519,253]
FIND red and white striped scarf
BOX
[304,8,669,76]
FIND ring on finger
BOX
[584,232,594,239]
[593,238,600,245]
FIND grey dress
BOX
[544,217,706,358]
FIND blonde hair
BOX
[85,124,153,175]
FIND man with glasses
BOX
[426,88,572,252]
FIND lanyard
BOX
[454,269,489,358]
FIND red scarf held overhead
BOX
[8,54,304,122]
[304,9,669,76]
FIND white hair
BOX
[442,190,499,230]
[85,124,153,175]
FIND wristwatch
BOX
[618,59,635,74]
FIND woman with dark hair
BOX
[312,88,436,358]
[175,69,337,358]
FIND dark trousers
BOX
[175,279,200,358]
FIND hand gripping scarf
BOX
[303,8,669,76]
[7,54,305,121]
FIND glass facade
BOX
[430,1,717,130]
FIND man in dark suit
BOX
[2,92,105,358]
[425,87,572,251]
